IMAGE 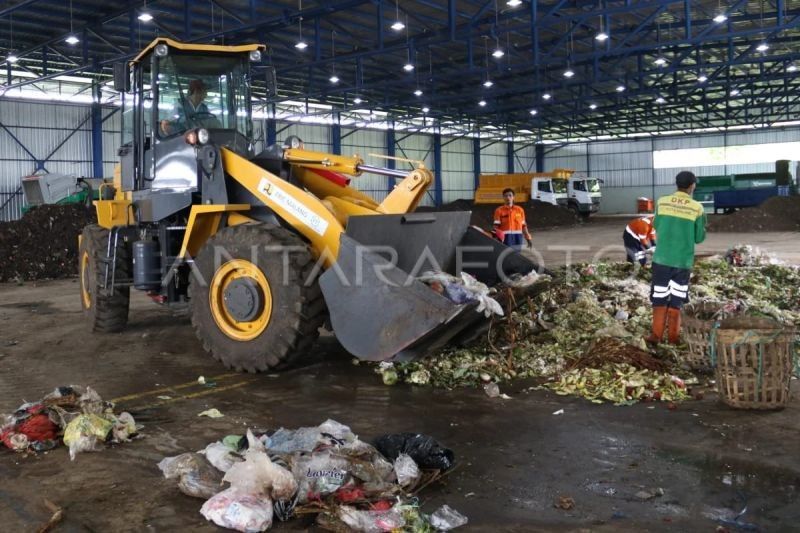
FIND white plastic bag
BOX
[223,447,297,500]
[430,505,468,530]
[337,505,406,533]
[393,454,420,487]
[201,442,243,472]
[200,487,273,532]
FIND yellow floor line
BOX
[124,379,255,411]
[110,372,241,403]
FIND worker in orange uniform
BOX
[623,215,656,266]
[493,188,532,251]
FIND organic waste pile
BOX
[0,385,138,459]
[159,419,465,532]
[376,256,800,405]
[708,195,800,232]
[0,204,95,282]
[418,198,579,229]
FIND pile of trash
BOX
[158,419,465,532]
[375,257,799,400]
[419,271,504,317]
[0,204,95,282]
[0,385,138,459]
[543,364,691,405]
[723,244,784,267]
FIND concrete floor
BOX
[0,221,798,532]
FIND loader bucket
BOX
[319,211,545,361]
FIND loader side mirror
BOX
[265,66,277,98]
[113,62,131,93]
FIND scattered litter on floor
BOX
[552,409,564,416]
[373,259,799,398]
[554,495,575,510]
[159,420,462,532]
[0,385,139,459]
[198,408,225,419]
[197,376,206,385]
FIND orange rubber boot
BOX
[667,307,682,344]
[645,306,668,345]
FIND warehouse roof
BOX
[1,0,799,141]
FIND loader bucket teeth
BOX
[320,212,544,361]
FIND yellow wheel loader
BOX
[79,38,543,371]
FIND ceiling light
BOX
[329,75,339,84]
[756,42,769,52]
[483,79,493,88]
[563,68,575,78]
[353,97,363,104]
[595,32,609,42]
[391,20,405,31]
[65,34,80,45]
[422,106,430,113]
[295,40,308,50]
[138,12,153,22]
[788,64,798,73]
[414,89,423,96]
[730,88,740,96]
[589,103,597,110]
[492,48,504,59]
[713,13,727,24]
[506,0,522,7]
[479,100,487,107]
[655,96,666,104]
[403,63,414,72]
[615,85,625,92]
[529,109,538,116]
[7,53,18,64]
[654,57,667,66]
[542,93,551,100]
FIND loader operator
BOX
[623,215,656,266]
[646,171,706,346]
[159,79,212,136]
[493,188,532,251]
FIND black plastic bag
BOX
[373,433,454,471]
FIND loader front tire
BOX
[79,224,130,332]
[189,223,326,372]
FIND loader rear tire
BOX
[79,224,130,332]
[189,223,326,372]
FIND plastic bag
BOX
[63,414,114,460]
[430,505,468,530]
[111,412,136,442]
[201,441,243,472]
[223,430,298,501]
[200,487,273,533]
[394,454,420,487]
[418,271,504,317]
[460,272,503,317]
[265,419,355,454]
[292,450,352,503]
[337,505,406,533]
[374,433,454,471]
[158,452,223,499]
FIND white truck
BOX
[531,175,602,219]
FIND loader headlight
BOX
[154,44,169,57]
[249,50,262,62]
[197,128,210,144]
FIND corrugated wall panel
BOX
[396,134,435,206]
[513,143,537,174]
[442,137,474,203]
[342,128,389,203]
[480,141,506,174]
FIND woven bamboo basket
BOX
[682,302,730,370]
[714,317,795,410]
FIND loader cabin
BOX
[113,39,267,195]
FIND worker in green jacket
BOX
[646,171,707,345]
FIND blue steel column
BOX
[535,143,544,172]
[332,113,341,155]
[266,117,277,145]
[91,82,104,178]
[386,127,396,194]
[472,137,481,189]
[433,133,443,206]
[506,140,514,173]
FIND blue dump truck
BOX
[713,185,792,214]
